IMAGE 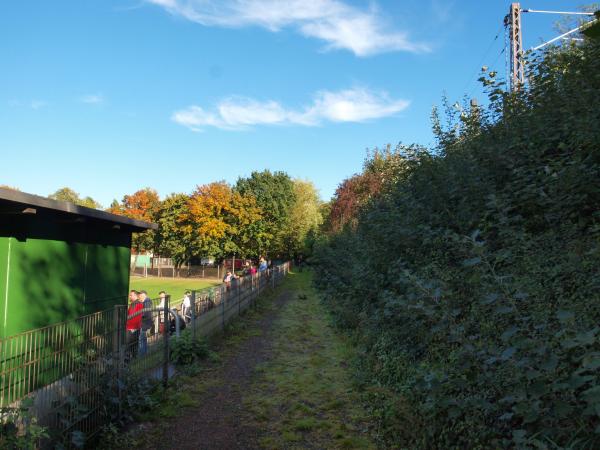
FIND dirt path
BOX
[130,272,374,450]
[145,289,294,450]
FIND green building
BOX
[0,188,156,338]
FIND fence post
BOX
[272,268,275,289]
[221,286,225,331]
[250,274,254,307]
[191,291,196,340]
[238,278,241,315]
[172,309,181,337]
[113,305,123,422]
[163,295,170,388]
[112,305,120,356]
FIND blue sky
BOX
[0,0,588,205]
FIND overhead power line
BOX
[522,9,594,16]
[461,25,504,96]
[505,3,600,91]
[531,23,593,51]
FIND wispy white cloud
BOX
[8,99,48,109]
[30,100,48,110]
[80,93,104,104]
[172,87,409,131]
[146,0,429,56]
[430,0,454,24]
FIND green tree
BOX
[235,170,296,258]
[154,193,193,268]
[49,187,102,209]
[284,179,323,258]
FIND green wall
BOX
[0,217,132,338]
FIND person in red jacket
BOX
[126,290,143,360]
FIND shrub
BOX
[0,399,48,450]
[170,329,209,366]
[314,40,600,448]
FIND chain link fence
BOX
[0,262,290,447]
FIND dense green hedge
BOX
[314,41,600,449]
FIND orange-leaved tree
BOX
[108,187,160,252]
[184,182,262,260]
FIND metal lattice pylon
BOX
[506,2,525,91]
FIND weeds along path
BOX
[132,271,373,450]
[241,271,374,450]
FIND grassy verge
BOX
[110,272,375,449]
[243,271,375,449]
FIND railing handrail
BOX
[0,304,125,342]
[0,261,291,446]
[1,262,288,343]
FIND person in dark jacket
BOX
[139,290,153,356]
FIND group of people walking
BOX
[125,289,153,358]
[125,289,178,357]
[222,257,270,291]
[125,257,273,360]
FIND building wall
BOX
[133,254,152,268]
[0,222,132,338]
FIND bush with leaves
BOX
[46,358,158,448]
[0,399,49,450]
[314,40,600,448]
[170,329,209,366]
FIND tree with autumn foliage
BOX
[108,188,160,252]
[326,146,407,232]
[227,189,268,259]
[183,182,263,260]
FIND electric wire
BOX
[467,46,506,100]
[460,24,505,97]
[503,25,509,90]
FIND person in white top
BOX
[155,291,167,334]
[223,270,237,291]
[181,290,192,323]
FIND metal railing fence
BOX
[0,305,127,444]
[0,262,290,447]
[131,265,224,279]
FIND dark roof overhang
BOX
[0,188,157,233]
